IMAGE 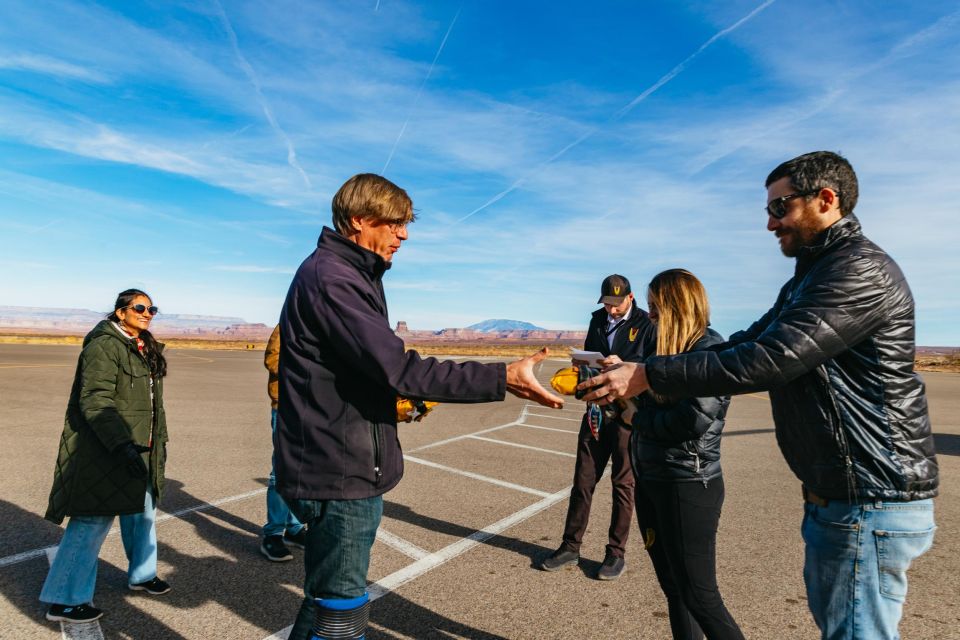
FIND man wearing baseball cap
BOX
[539,274,656,580]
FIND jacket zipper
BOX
[820,371,857,501]
[371,424,383,485]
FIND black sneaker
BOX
[597,552,626,580]
[538,546,580,571]
[46,603,103,623]
[283,528,307,550]
[260,534,293,561]
[129,577,171,595]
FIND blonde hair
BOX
[332,173,416,235]
[648,269,710,357]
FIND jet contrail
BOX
[456,0,777,223]
[212,0,312,190]
[382,6,462,174]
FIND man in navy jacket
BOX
[276,173,564,640]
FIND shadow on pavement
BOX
[370,591,509,639]
[722,428,775,437]
[933,433,960,456]
[0,497,187,639]
[383,501,554,568]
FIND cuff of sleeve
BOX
[645,357,669,395]
[495,362,507,401]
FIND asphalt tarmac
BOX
[0,344,957,639]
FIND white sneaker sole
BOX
[46,611,103,623]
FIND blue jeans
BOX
[40,489,158,605]
[264,409,304,538]
[801,497,935,640]
[286,495,383,640]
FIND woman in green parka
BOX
[41,289,171,624]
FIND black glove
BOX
[116,442,150,478]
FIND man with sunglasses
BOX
[275,173,564,640]
[579,151,938,639]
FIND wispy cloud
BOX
[210,264,295,274]
[382,6,461,174]
[454,0,778,224]
[0,53,109,83]
[211,0,312,190]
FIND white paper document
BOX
[570,350,605,366]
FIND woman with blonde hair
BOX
[621,269,744,640]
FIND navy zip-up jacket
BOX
[275,228,506,500]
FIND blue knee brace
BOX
[309,593,369,640]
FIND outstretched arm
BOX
[506,348,564,409]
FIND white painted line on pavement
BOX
[45,546,106,640]
[526,403,584,415]
[515,423,579,434]
[524,412,581,422]
[369,484,571,596]
[263,485,574,640]
[407,421,520,452]
[467,435,577,458]
[376,529,430,560]
[156,488,267,524]
[404,455,551,497]
[1,488,268,570]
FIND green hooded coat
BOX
[45,320,168,524]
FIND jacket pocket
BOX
[370,423,383,486]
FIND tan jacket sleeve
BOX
[265,324,280,408]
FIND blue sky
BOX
[1,1,958,345]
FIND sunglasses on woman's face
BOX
[125,304,159,316]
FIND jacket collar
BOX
[317,226,391,279]
[795,213,862,275]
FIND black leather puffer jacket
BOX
[646,215,938,501]
[630,329,729,484]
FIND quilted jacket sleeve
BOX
[646,256,890,398]
[631,394,727,444]
[78,339,132,452]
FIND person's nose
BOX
[397,225,408,241]
[767,215,780,232]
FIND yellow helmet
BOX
[549,366,580,396]
[396,397,439,423]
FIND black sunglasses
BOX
[125,304,159,316]
[765,190,818,219]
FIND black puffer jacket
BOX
[646,215,938,501]
[630,329,729,484]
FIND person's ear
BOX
[347,215,366,235]
[818,188,839,213]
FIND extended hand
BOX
[506,348,564,409]
[577,362,651,405]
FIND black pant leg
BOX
[561,416,614,551]
[648,477,745,640]
[636,480,704,640]
[606,423,635,556]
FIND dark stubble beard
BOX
[778,207,824,258]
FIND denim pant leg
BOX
[39,515,113,605]
[802,499,935,640]
[119,489,159,585]
[287,495,383,640]
[264,409,304,537]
